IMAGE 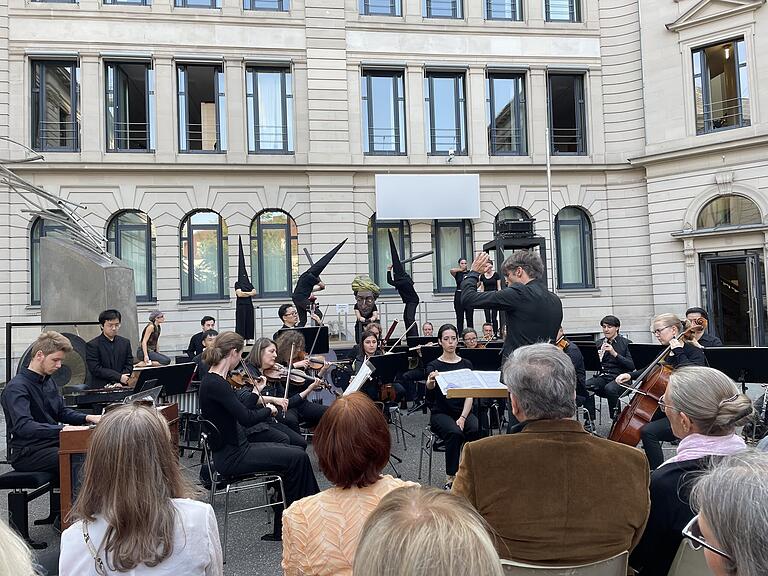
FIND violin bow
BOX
[284,343,295,400]
[239,358,267,407]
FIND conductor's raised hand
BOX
[470,252,490,274]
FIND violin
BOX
[227,359,263,390]
[264,362,341,398]
[555,336,569,351]
[379,383,398,403]
[608,317,706,446]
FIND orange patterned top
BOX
[281,475,417,576]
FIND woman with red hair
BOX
[281,393,416,576]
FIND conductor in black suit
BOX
[86,309,134,387]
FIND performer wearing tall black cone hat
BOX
[387,230,419,340]
[292,239,347,327]
[234,236,257,342]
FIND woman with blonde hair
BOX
[615,312,708,470]
[629,366,753,576]
[282,393,417,576]
[353,485,503,576]
[59,403,223,575]
[0,516,37,576]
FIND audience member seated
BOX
[136,310,171,366]
[453,342,650,564]
[59,403,222,575]
[422,322,434,337]
[1,331,100,485]
[186,316,216,358]
[689,451,768,576]
[282,393,417,576]
[353,486,504,576]
[629,366,752,576]
[86,309,135,388]
[0,516,37,576]
[199,332,319,540]
[192,329,218,381]
[425,324,479,490]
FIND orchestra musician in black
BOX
[555,327,590,432]
[450,258,473,332]
[685,307,723,347]
[86,309,134,388]
[584,315,634,421]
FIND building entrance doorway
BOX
[701,252,766,346]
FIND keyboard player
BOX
[85,309,135,388]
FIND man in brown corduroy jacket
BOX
[453,343,650,566]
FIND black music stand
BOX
[575,342,602,373]
[275,326,330,354]
[704,347,768,392]
[461,348,503,371]
[131,363,197,395]
[628,343,665,371]
[420,346,442,366]
[406,336,438,347]
[369,353,409,383]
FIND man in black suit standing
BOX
[86,309,134,387]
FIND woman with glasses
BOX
[425,324,479,490]
[628,366,752,576]
[688,451,768,576]
[614,313,708,470]
[59,403,223,575]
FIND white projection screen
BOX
[375,174,480,220]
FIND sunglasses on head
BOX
[682,515,733,562]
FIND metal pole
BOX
[545,126,556,291]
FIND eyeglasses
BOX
[682,515,733,561]
[657,394,680,414]
[652,325,674,336]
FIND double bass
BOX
[608,317,706,446]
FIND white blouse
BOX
[59,498,223,576]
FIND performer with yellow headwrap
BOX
[352,275,380,344]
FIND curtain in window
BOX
[438,226,461,290]
[258,72,282,150]
[262,227,288,292]
[558,221,583,285]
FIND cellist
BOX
[614,313,707,470]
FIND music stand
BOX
[275,326,329,354]
[406,336,438,347]
[704,347,768,391]
[575,342,602,373]
[420,346,442,366]
[628,343,665,371]
[461,348,503,371]
[131,363,197,396]
[368,353,409,383]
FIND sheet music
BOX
[436,369,505,396]
[344,361,374,396]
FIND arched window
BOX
[367,214,411,292]
[180,210,228,300]
[555,206,594,289]
[432,219,473,292]
[697,195,761,229]
[30,213,67,305]
[494,206,530,234]
[250,210,298,297]
[107,211,157,302]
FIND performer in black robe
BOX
[292,239,346,327]
[386,230,419,340]
[234,237,256,342]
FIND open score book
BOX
[435,369,509,399]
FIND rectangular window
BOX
[244,0,287,9]
[103,0,150,5]
[433,220,473,292]
[693,38,750,135]
[545,0,579,22]
[548,73,586,155]
[424,72,467,155]
[487,73,527,155]
[31,0,77,3]
[362,70,406,155]
[246,67,293,154]
[360,0,401,16]
[31,61,80,152]
[177,64,227,153]
[105,62,154,152]
[423,0,462,18]
[486,0,521,20]
[174,0,220,9]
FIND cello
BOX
[608,317,706,446]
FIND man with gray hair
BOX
[452,343,650,565]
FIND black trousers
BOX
[404,302,419,338]
[641,414,675,470]
[247,421,308,450]
[10,445,60,487]
[483,308,499,336]
[292,297,311,327]
[453,291,474,333]
[586,374,623,417]
[398,367,425,402]
[282,401,328,432]
[430,412,480,476]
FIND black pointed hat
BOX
[237,236,254,291]
[388,230,406,278]
[307,238,347,277]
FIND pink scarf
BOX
[661,433,746,467]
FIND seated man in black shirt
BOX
[1,331,101,483]
[584,315,634,420]
[85,309,134,388]
[192,329,218,380]
[186,315,216,358]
